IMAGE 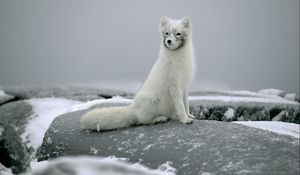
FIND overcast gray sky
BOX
[0,0,299,93]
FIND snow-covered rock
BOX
[0,101,33,136]
[38,109,299,175]
[0,90,15,106]
[189,91,299,123]
[284,93,299,102]
[258,88,286,97]
[1,87,299,174]
[258,88,299,102]
[2,85,133,101]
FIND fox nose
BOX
[167,40,172,44]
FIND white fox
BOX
[80,16,196,131]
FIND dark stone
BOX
[0,123,30,174]
[38,109,299,175]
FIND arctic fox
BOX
[80,16,196,131]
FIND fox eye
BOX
[176,33,182,36]
[165,32,169,35]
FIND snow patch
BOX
[284,93,298,101]
[0,90,7,96]
[258,88,285,97]
[233,121,300,138]
[68,96,132,111]
[30,156,176,175]
[22,98,83,156]
[224,108,234,119]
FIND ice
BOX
[233,121,300,138]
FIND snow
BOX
[30,156,176,175]
[0,90,6,96]
[233,121,300,138]
[284,93,298,101]
[21,98,83,156]
[22,96,132,157]
[224,108,234,119]
[188,95,299,105]
[258,88,285,96]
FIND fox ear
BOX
[160,16,169,28]
[182,17,191,28]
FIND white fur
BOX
[80,17,196,131]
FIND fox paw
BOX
[188,114,195,119]
[153,116,168,124]
[180,116,193,124]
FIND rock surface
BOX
[38,110,300,175]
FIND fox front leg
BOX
[170,86,193,124]
[183,92,195,119]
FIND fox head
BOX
[160,16,192,50]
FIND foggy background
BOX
[0,0,299,93]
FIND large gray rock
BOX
[38,110,299,175]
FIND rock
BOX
[189,93,300,124]
[0,101,33,136]
[0,123,30,174]
[0,101,33,174]
[38,110,299,175]
[3,85,133,102]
